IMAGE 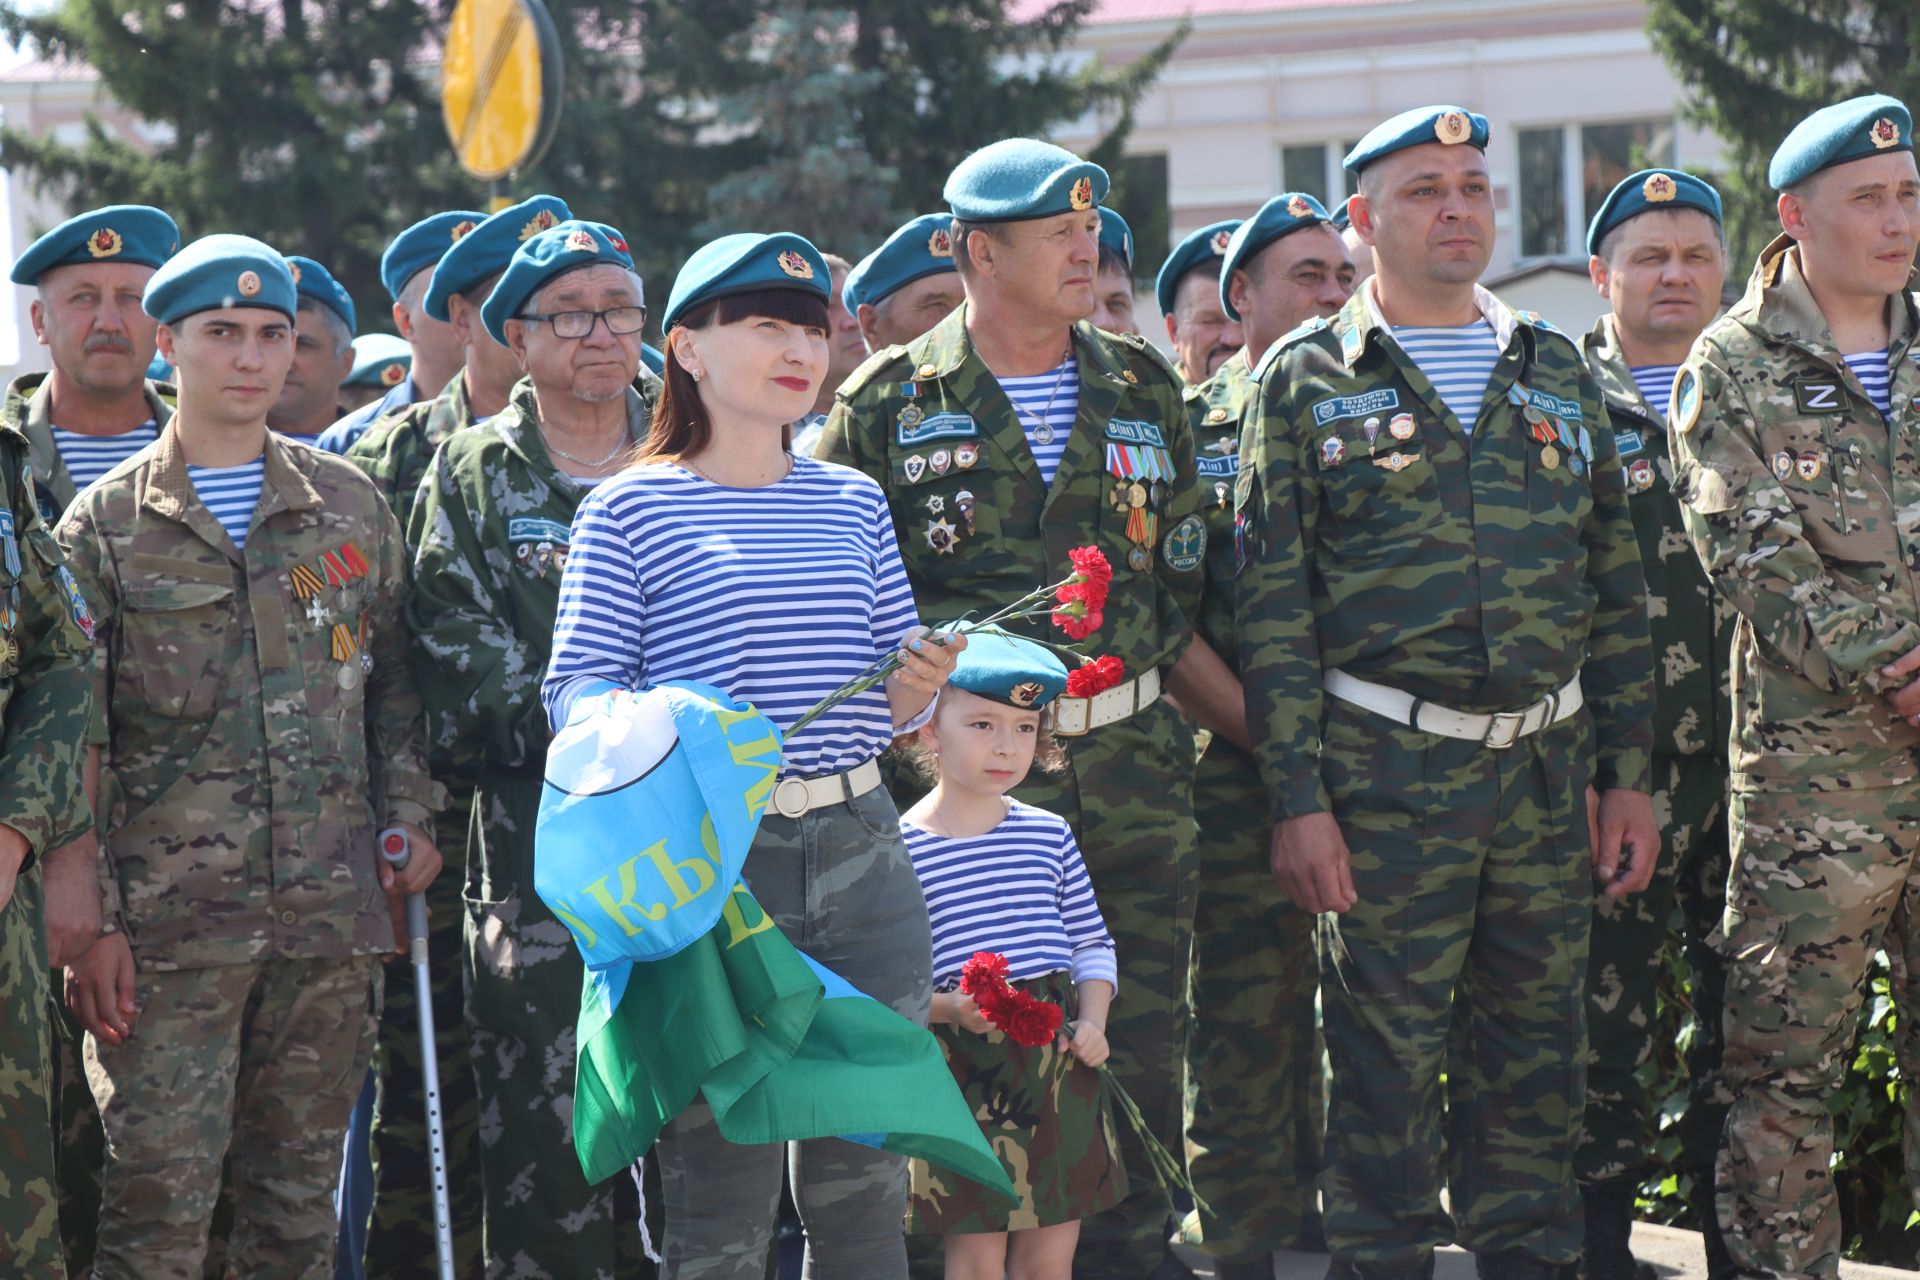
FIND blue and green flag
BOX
[538,683,1013,1200]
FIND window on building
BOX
[1518,119,1676,260]
[1111,152,1169,286]
[1282,144,1328,204]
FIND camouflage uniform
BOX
[0,420,97,1280]
[57,425,444,1280]
[1237,285,1655,1276]
[1667,235,1920,1279]
[1180,348,1323,1266]
[1577,318,1733,1203]
[341,369,488,1280]
[2,368,174,1279]
[407,380,653,1279]
[817,302,1205,1271]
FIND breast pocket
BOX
[1754,414,1851,543]
[1312,422,1445,550]
[1527,441,1593,558]
[119,580,236,721]
[885,440,1009,575]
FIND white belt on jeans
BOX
[1324,668,1583,749]
[1050,667,1162,738]
[770,758,883,819]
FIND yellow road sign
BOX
[441,0,563,182]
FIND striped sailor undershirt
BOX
[186,459,264,550]
[1629,365,1682,418]
[1392,321,1503,435]
[999,355,1079,485]
[1843,350,1892,418]
[541,456,922,778]
[52,421,159,494]
[903,799,1118,991]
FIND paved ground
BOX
[1172,1222,1919,1279]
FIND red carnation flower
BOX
[959,951,1011,1000]
[1066,546,1112,610]
[1052,604,1104,641]
[1065,655,1126,698]
[999,990,1065,1047]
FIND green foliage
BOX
[1638,938,1919,1267]
[0,0,1179,331]
[1647,0,1920,269]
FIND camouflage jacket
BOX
[3,372,176,522]
[1584,316,1733,761]
[1668,235,1920,787]
[344,371,480,539]
[57,424,445,969]
[1237,283,1655,821]
[1185,349,1257,664]
[816,302,1204,677]
[0,421,94,867]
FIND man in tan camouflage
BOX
[57,234,443,1280]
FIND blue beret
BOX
[947,629,1069,710]
[1585,169,1723,256]
[1344,105,1490,174]
[425,193,572,322]
[843,213,958,311]
[345,333,412,388]
[145,353,173,382]
[285,255,355,334]
[1219,193,1334,322]
[143,234,298,325]
[944,138,1109,223]
[12,204,179,285]
[640,342,665,375]
[481,220,637,347]
[381,210,487,302]
[1329,201,1353,232]
[1769,94,1913,190]
[661,232,829,333]
[1098,208,1134,268]
[1154,220,1240,317]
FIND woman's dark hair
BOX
[636,286,831,465]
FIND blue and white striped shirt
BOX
[999,355,1079,485]
[1393,321,1503,434]
[186,459,264,550]
[904,800,1117,991]
[542,456,923,777]
[52,421,160,494]
[1630,365,1682,418]
[1844,350,1892,417]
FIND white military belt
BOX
[1324,668,1583,750]
[1051,667,1162,738]
[770,758,883,819]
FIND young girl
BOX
[899,629,1125,1280]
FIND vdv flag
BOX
[537,682,1014,1202]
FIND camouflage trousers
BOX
[364,846,485,1280]
[1320,704,1594,1275]
[1577,752,1729,1189]
[465,777,645,1280]
[653,783,932,1280]
[1714,779,1920,1279]
[0,867,64,1279]
[1013,697,1198,1272]
[85,955,381,1280]
[1183,738,1322,1266]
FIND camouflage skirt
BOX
[908,971,1126,1234]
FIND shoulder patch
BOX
[837,343,912,399]
[1115,330,1181,388]
[1672,364,1702,435]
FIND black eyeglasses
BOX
[516,306,647,339]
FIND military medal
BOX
[899,405,924,429]
[955,443,979,469]
[1128,545,1152,572]
[927,494,945,515]
[1107,436,1170,572]
[925,517,959,554]
[1362,416,1381,444]
[332,621,363,690]
[1771,451,1794,481]
[1128,481,1148,508]
[1628,459,1655,492]
[1389,413,1416,441]
[535,541,554,574]
[1374,452,1415,473]
[1797,452,1823,481]
[1320,436,1345,467]
[1215,480,1230,508]
[955,490,976,533]
[905,455,928,483]
[1540,444,1560,470]
[930,449,951,476]
[305,596,329,627]
[0,634,15,667]
[1110,480,1132,513]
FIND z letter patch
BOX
[1793,379,1844,414]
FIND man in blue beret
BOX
[1666,93,1920,1280]
[1093,207,1139,336]
[845,213,965,356]
[1157,220,1244,385]
[1238,105,1659,1280]
[267,254,356,442]
[57,233,445,1279]
[790,251,866,458]
[337,334,413,416]
[1178,189,1353,1279]
[5,205,180,523]
[818,136,1247,1278]
[1577,167,1734,1280]
[318,211,481,455]
[409,217,654,1280]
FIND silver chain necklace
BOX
[541,428,628,469]
[1012,347,1073,446]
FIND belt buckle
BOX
[1482,710,1525,750]
[772,776,811,818]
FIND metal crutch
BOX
[380,826,455,1280]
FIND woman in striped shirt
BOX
[541,232,961,1280]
